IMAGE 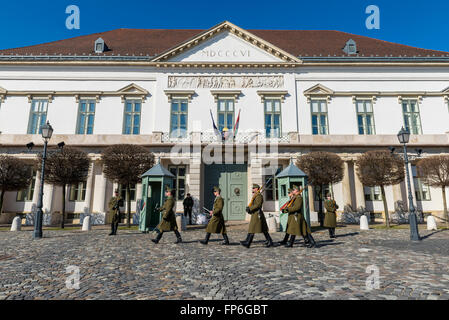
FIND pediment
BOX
[442,86,449,94]
[0,87,7,94]
[116,83,149,95]
[304,84,335,95]
[152,21,301,64]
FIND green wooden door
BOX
[204,164,247,221]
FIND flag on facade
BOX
[233,109,241,137]
[210,109,221,138]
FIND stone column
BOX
[342,161,353,208]
[354,166,366,209]
[308,185,315,212]
[31,170,42,209]
[43,184,54,214]
[93,164,108,214]
[83,162,95,214]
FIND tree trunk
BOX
[442,186,448,228]
[127,183,131,228]
[319,184,324,227]
[0,189,5,216]
[380,185,390,228]
[61,184,66,229]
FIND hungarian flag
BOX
[233,109,241,137]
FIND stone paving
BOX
[0,224,449,300]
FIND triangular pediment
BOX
[116,83,149,95]
[304,84,335,95]
[152,21,301,64]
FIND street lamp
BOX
[397,127,421,241]
[32,121,54,239]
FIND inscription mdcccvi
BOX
[168,76,285,89]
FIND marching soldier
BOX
[279,188,295,245]
[324,193,339,239]
[108,189,124,236]
[151,187,183,244]
[241,184,273,248]
[292,185,317,248]
[200,187,230,245]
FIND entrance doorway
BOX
[204,164,248,221]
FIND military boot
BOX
[264,232,274,248]
[108,224,115,236]
[240,234,251,246]
[328,228,333,238]
[174,231,183,244]
[152,231,163,244]
[331,228,337,239]
[279,233,290,245]
[307,234,317,248]
[242,234,254,249]
[222,234,230,246]
[200,233,211,245]
[285,236,296,248]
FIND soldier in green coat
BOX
[324,193,339,239]
[200,187,230,245]
[293,185,317,248]
[241,184,273,248]
[279,188,298,247]
[151,187,182,244]
[108,189,124,236]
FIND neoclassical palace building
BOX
[0,21,448,224]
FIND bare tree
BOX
[0,156,33,215]
[102,145,155,228]
[297,152,344,227]
[40,147,90,229]
[416,155,449,227]
[356,150,405,228]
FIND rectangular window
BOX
[123,100,141,135]
[311,100,329,135]
[264,99,282,138]
[17,169,37,202]
[314,184,333,201]
[69,182,87,202]
[356,100,375,135]
[168,165,186,201]
[217,99,235,132]
[170,99,188,138]
[364,186,382,201]
[263,166,283,201]
[412,166,431,201]
[402,99,422,135]
[27,100,48,134]
[119,184,136,202]
[76,100,96,135]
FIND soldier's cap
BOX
[326,193,332,198]
[213,186,221,193]
[292,185,301,191]
[165,186,173,193]
[252,184,261,190]
[288,188,293,193]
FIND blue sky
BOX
[0,0,448,52]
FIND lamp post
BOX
[397,127,421,241]
[33,121,54,239]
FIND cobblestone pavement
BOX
[1,225,448,300]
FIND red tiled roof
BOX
[0,28,447,58]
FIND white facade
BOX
[1,22,449,224]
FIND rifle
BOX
[248,177,273,208]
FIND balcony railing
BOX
[161,131,292,144]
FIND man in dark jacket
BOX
[183,193,194,225]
